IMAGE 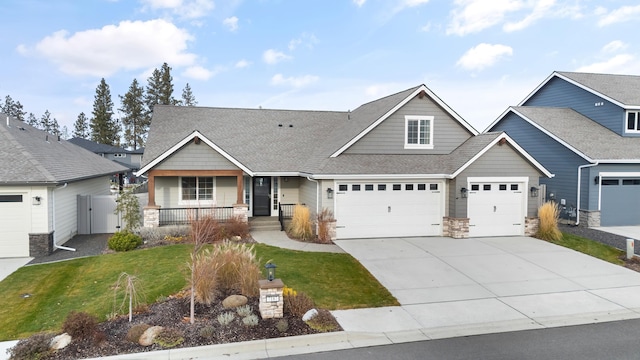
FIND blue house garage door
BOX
[601,178,640,226]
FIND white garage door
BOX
[468,181,525,237]
[335,181,444,239]
[0,194,30,257]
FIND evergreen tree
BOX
[119,78,148,149]
[73,112,89,138]
[26,113,38,128]
[90,78,120,145]
[145,62,178,115]
[1,95,26,121]
[40,110,52,133]
[51,118,61,136]
[181,83,197,106]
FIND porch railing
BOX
[278,203,305,231]
[159,207,234,226]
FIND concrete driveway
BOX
[594,226,640,240]
[332,237,640,339]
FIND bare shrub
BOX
[316,208,335,244]
[223,215,250,239]
[113,272,145,322]
[7,332,53,360]
[284,291,315,317]
[305,309,341,332]
[287,204,313,240]
[62,311,98,340]
[536,201,562,241]
[139,225,190,245]
[190,216,223,243]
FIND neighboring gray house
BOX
[0,115,127,257]
[68,137,143,183]
[137,84,552,239]
[486,71,640,227]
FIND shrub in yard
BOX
[199,325,216,339]
[287,204,313,241]
[189,248,220,305]
[215,242,261,297]
[154,327,184,349]
[108,231,143,252]
[284,290,315,317]
[125,323,150,343]
[217,312,236,326]
[236,304,253,317]
[305,309,341,333]
[316,208,335,244]
[242,314,259,327]
[223,215,250,239]
[275,319,289,333]
[536,201,562,242]
[62,311,98,340]
[190,216,223,243]
[7,332,53,360]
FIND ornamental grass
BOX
[536,201,562,242]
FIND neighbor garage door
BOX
[0,193,30,257]
[468,180,526,237]
[335,181,444,239]
[601,178,640,226]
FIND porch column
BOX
[236,174,244,204]
[147,170,157,207]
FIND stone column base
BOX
[233,203,249,223]
[143,205,160,228]
[525,217,539,236]
[258,279,284,319]
[579,210,600,227]
[29,231,54,258]
[443,217,469,239]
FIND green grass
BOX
[550,232,625,265]
[0,243,396,340]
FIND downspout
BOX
[576,162,599,226]
[306,177,320,215]
[52,183,76,252]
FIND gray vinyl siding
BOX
[453,144,542,217]
[156,142,240,170]
[490,112,590,217]
[280,177,300,205]
[216,177,237,207]
[318,179,335,215]
[524,76,630,136]
[298,178,318,214]
[155,176,179,207]
[345,97,473,155]
[586,164,640,211]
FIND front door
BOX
[253,177,271,216]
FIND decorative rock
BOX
[50,333,72,350]
[302,308,318,322]
[139,326,163,346]
[230,235,242,242]
[223,294,248,309]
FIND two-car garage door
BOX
[335,181,444,239]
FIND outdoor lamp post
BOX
[265,262,277,281]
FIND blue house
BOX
[487,71,640,227]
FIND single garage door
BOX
[0,194,30,257]
[468,181,525,237]
[601,178,640,226]
[335,181,444,239]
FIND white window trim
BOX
[404,115,434,149]
[178,176,216,206]
[625,111,640,133]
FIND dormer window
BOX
[626,111,640,133]
[405,115,434,149]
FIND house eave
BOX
[309,173,452,180]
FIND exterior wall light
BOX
[265,262,277,281]
[326,187,334,199]
[530,186,539,197]
[594,176,599,185]
[460,187,468,198]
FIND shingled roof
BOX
[0,114,128,184]
[536,72,640,107]
[510,106,640,161]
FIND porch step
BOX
[249,217,282,231]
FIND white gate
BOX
[78,193,147,234]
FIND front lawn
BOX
[0,243,397,340]
[553,233,625,266]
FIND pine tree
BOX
[51,118,61,136]
[40,110,52,133]
[27,113,38,128]
[145,62,178,115]
[1,95,26,121]
[90,78,120,145]
[181,83,197,106]
[73,112,89,138]
[119,78,148,149]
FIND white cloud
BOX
[402,0,430,7]
[271,74,319,88]
[140,0,214,19]
[223,16,239,32]
[420,22,432,32]
[182,65,217,80]
[235,59,251,68]
[576,54,636,74]
[263,49,292,64]
[597,5,640,27]
[447,0,522,36]
[288,33,318,51]
[353,0,366,6]
[503,0,554,32]
[28,19,196,77]
[456,43,513,71]
[602,40,627,53]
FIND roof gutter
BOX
[52,183,76,252]
[576,162,599,226]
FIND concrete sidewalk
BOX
[251,230,345,253]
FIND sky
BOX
[1,0,639,134]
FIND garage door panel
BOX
[0,194,30,257]
[336,182,443,239]
[601,179,640,226]
[468,182,525,237]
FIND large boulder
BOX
[50,333,72,350]
[302,308,318,322]
[222,294,248,309]
[139,326,163,346]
